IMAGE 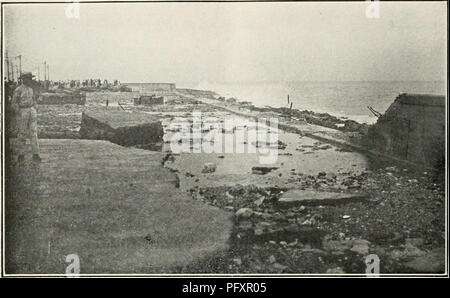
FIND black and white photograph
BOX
[0,0,447,279]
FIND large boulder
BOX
[79,110,164,149]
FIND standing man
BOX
[11,72,41,163]
[4,78,14,163]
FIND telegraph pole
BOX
[17,55,22,76]
[38,65,40,81]
[5,51,10,81]
[44,61,47,81]
[11,61,14,82]
[47,64,50,81]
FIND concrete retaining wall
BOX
[38,92,86,105]
[364,93,445,169]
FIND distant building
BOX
[138,83,176,92]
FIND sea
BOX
[131,81,446,124]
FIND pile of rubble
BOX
[185,166,445,273]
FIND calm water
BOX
[132,81,446,124]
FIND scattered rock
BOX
[254,196,265,206]
[350,239,370,255]
[322,239,353,252]
[272,262,288,272]
[403,243,426,258]
[225,192,234,199]
[385,166,398,172]
[252,166,279,175]
[258,222,272,228]
[318,172,327,178]
[404,248,445,273]
[326,267,346,274]
[201,162,217,173]
[233,257,242,266]
[268,255,276,264]
[235,208,254,219]
[254,229,264,236]
[366,231,404,245]
[302,219,314,226]
[405,238,425,247]
[278,189,367,206]
[252,140,287,150]
[389,244,426,260]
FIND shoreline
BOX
[178,88,371,134]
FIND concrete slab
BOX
[5,139,232,274]
[79,110,164,148]
[278,189,368,206]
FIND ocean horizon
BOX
[128,80,446,124]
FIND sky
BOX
[3,1,447,83]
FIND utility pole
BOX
[44,61,47,81]
[5,51,10,81]
[47,64,50,81]
[38,65,40,81]
[17,55,22,76]
[10,60,14,82]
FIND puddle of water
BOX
[161,112,368,190]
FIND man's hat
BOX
[19,72,35,79]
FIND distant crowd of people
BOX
[4,78,124,99]
[54,79,122,89]
[45,79,122,91]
